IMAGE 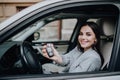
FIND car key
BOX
[46,43,54,57]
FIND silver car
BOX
[0,0,120,80]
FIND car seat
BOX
[96,18,116,70]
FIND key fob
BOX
[46,44,54,57]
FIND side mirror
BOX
[34,32,40,40]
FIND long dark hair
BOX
[77,22,104,65]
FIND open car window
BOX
[11,21,45,41]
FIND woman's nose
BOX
[81,35,87,39]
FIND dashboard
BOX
[0,42,22,74]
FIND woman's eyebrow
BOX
[80,31,92,33]
[86,32,92,33]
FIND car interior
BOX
[0,4,118,76]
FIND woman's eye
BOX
[86,33,91,36]
[79,32,83,35]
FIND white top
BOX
[60,47,101,73]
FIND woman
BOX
[42,22,103,73]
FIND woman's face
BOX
[78,25,97,51]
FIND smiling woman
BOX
[41,22,102,73]
[78,22,99,52]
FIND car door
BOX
[0,0,120,80]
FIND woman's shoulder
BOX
[66,46,82,56]
[85,49,101,60]
[68,46,80,53]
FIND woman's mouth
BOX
[80,40,88,44]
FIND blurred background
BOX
[0,0,43,23]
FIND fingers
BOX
[42,45,50,58]
[41,43,62,63]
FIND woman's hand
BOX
[42,43,63,64]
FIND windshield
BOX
[11,21,45,41]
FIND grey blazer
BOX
[60,47,101,73]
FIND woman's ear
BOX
[94,39,97,44]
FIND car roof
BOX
[0,0,118,31]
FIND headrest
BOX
[102,18,115,36]
[96,18,115,36]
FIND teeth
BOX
[81,41,88,44]
[82,41,87,43]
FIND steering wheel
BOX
[20,42,43,74]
